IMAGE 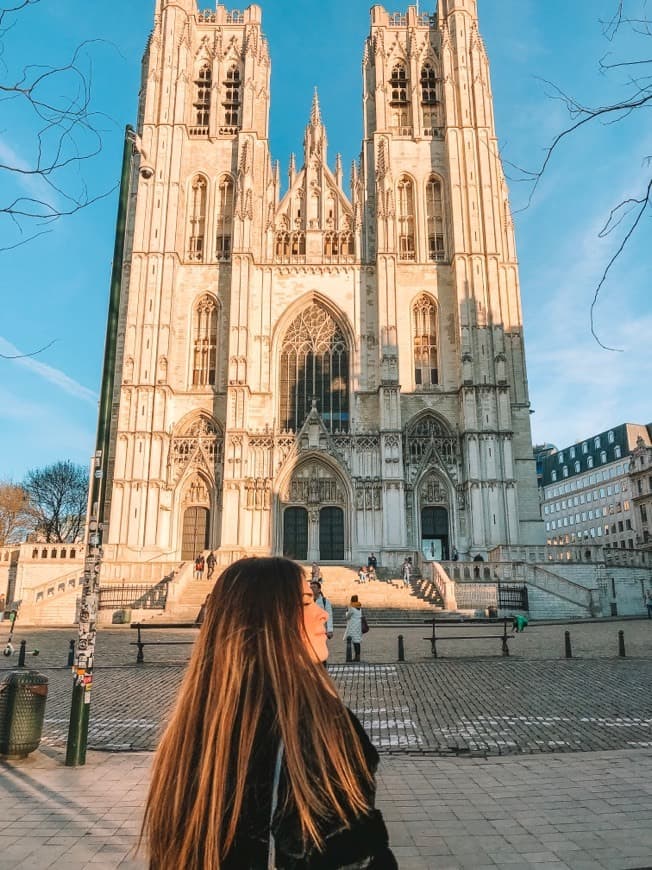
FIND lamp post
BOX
[65,125,136,766]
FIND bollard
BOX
[398,634,405,662]
[18,640,26,668]
[618,630,626,658]
[564,631,572,659]
[67,640,75,668]
[345,636,353,662]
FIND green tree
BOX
[23,461,88,543]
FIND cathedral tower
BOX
[102,2,542,576]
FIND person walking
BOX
[310,579,333,640]
[206,550,216,580]
[402,557,412,589]
[645,588,652,619]
[344,594,364,662]
[141,557,396,869]
[194,554,205,580]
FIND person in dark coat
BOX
[142,557,397,869]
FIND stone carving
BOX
[170,415,223,481]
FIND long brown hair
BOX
[142,557,372,869]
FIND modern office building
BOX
[539,423,652,551]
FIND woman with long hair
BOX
[142,557,396,869]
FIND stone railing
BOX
[604,549,652,568]
[25,566,85,604]
[525,565,594,614]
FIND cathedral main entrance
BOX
[181,506,210,560]
[280,461,348,562]
[421,506,449,561]
[319,506,344,560]
[283,507,308,560]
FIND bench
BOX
[130,622,199,664]
[423,616,515,658]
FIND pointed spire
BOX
[304,90,327,163]
[335,153,343,189]
[311,88,322,126]
[288,152,296,187]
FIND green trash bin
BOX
[0,669,49,758]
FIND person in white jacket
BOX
[344,595,363,661]
[310,580,333,638]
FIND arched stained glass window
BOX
[187,175,207,262]
[426,175,446,261]
[280,304,349,433]
[412,294,438,387]
[397,175,415,261]
[216,175,234,261]
[192,295,218,386]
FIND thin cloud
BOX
[0,337,98,405]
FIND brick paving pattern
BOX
[2,624,649,755]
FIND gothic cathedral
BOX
[102,0,544,574]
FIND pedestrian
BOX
[367,564,376,582]
[451,547,459,562]
[194,554,204,579]
[645,589,652,619]
[141,557,396,869]
[206,550,216,580]
[402,557,411,589]
[344,594,364,662]
[358,565,368,584]
[310,561,322,582]
[310,579,333,639]
[367,552,377,571]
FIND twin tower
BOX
[101,0,543,576]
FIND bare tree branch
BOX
[0,3,118,252]
[0,338,57,359]
[511,1,652,350]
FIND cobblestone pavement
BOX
[2,747,652,869]
[2,623,650,755]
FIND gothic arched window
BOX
[397,175,415,261]
[390,63,408,104]
[390,63,410,132]
[421,63,437,104]
[412,294,438,388]
[222,65,241,129]
[194,64,212,129]
[215,175,234,261]
[280,303,349,433]
[426,175,446,261]
[192,295,218,386]
[187,175,207,262]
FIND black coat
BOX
[223,709,397,869]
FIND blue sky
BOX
[0,0,650,480]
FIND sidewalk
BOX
[1,747,651,869]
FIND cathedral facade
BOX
[103,0,544,570]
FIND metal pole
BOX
[618,630,626,658]
[564,631,572,659]
[398,634,405,662]
[65,125,134,767]
[345,636,353,662]
[18,640,26,667]
[67,640,75,668]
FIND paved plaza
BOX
[0,620,651,868]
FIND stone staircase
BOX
[313,565,446,624]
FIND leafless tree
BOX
[511,0,652,350]
[0,0,116,255]
[0,481,34,544]
[23,461,88,543]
